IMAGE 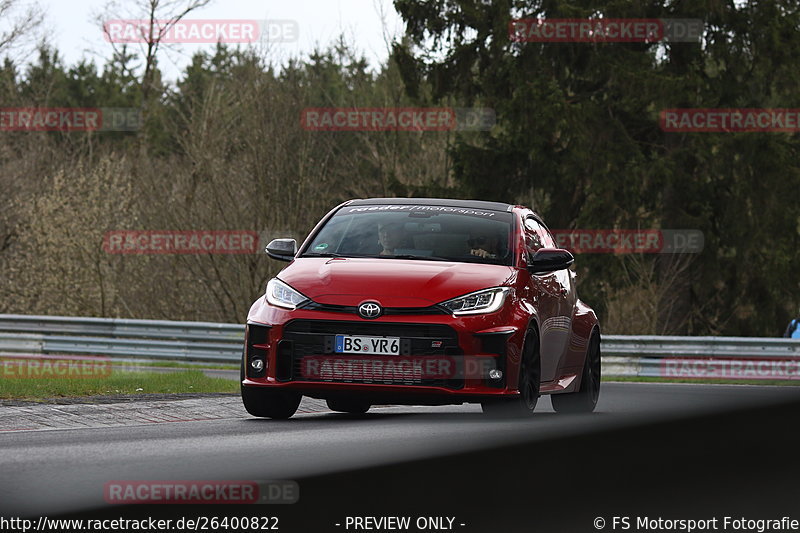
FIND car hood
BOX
[279,257,516,307]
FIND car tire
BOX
[326,398,371,414]
[241,386,302,419]
[481,328,541,417]
[551,330,601,414]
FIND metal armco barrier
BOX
[0,315,798,375]
[0,315,244,363]
[602,336,800,379]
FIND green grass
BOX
[0,369,239,400]
[110,360,239,370]
[604,375,800,386]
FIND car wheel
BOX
[481,328,540,417]
[326,398,371,414]
[551,330,601,414]
[241,386,302,419]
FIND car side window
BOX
[536,221,556,248]
[523,217,543,257]
[524,217,557,261]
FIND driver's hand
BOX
[470,248,496,258]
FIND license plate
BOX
[334,335,400,355]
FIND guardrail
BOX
[0,315,798,378]
[0,315,244,363]
[601,336,800,379]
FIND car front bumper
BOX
[242,297,526,400]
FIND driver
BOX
[468,231,502,259]
[378,223,405,256]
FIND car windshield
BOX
[302,204,514,265]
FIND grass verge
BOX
[0,369,238,400]
[111,360,239,370]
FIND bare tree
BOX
[0,0,44,57]
[98,0,213,144]
[603,252,696,335]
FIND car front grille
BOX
[277,319,463,388]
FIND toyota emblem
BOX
[358,302,382,319]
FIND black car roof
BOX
[346,197,514,212]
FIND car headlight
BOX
[265,278,308,309]
[439,287,511,316]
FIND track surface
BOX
[1,382,799,523]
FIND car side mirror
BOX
[265,238,297,262]
[528,248,574,273]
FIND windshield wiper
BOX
[377,254,451,261]
[302,252,346,258]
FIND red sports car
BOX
[242,198,600,418]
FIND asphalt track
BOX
[2,382,800,531]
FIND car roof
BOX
[345,197,515,213]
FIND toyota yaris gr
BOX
[242,198,600,419]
